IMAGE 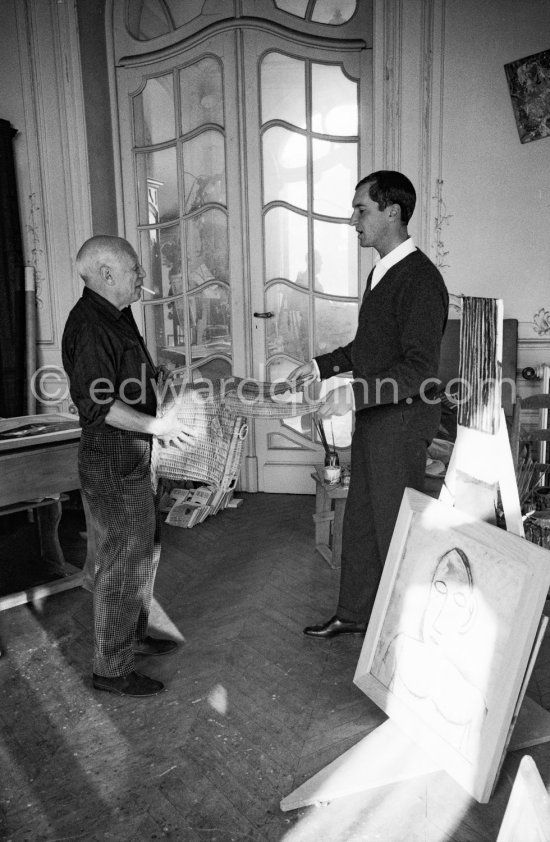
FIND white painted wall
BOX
[441,0,550,326]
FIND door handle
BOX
[253,311,274,319]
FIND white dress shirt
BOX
[370,237,417,290]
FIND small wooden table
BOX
[311,469,348,570]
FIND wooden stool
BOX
[311,470,348,570]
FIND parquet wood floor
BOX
[0,492,549,841]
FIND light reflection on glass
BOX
[186,209,229,288]
[263,127,307,209]
[314,297,357,356]
[136,147,178,225]
[313,139,357,217]
[261,53,306,128]
[311,0,356,24]
[312,63,357,135]
[266,283,310,361]
[180,57,224,135]
[182,131,226,213]
[189,283,232,363]
[313,219,357,297]
[143,299,185,367]
[139,226,181,300]
[264,207,308,285]
[273,0,308,16]
[133,74,175,145]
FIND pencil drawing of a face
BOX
[423,547,476,647]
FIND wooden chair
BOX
[509,393,550,480]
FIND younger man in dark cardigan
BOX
[290,171,449,638]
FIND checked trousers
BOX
[79,429,161,677]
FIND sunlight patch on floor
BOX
[1,602,133,815]
[147,596,186,643]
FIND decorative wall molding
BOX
[518,320,550,345]
[51,0,93,256]
[419,0,446,261]
[432,177,452,269]
[14,0,92,362]
[532,307,550,336]
[372,0,446,262]
[372,0,402,171]
[15,1,54,345]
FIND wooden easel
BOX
[281,296,550,811]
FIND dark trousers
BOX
[337,399,441,623]
[79,429,161,677]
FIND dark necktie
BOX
[362,267,375,303]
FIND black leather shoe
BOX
[303,615,367,639]
[92,670,165,697]
[134,636,178,657]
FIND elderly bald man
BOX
[62,235,193,697]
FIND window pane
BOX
[182,131,226,213]
[127,0,172,39]
[273,0,308,16]
[313,139,357,217]
[136,147,178,224]
[314,297,357,356]
[165,0,205,29]
[144,300,186,370]
[133,75,175,145]
[264,207,308,285]
[311,0,356,24]
[266,283,309,361]
[267,357,306,383]
[190,283,232,362]
[194,357,232,381]
[180,57,224,135]
[313,219,357,296]
[186,209,229,288]
[127,0,210,40]
[312,64,357,135]
[139,225,181,300]
[261,53,306,129]
[263,127,307,209]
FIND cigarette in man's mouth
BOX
[141,286,156,295]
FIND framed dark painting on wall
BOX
[504,48,550,143]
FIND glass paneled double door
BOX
[117,27,371,492]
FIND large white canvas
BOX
[354,488,550,802]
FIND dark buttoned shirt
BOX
[62,287,158,430]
